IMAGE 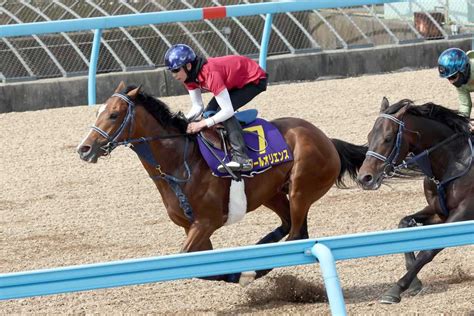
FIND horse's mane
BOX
[385,99,470,134]
[123,86,188,133]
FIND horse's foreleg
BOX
[399,206,443,264]
[180,222,216,253]
[391,206,443,301]
[381,206,457,304]
[381,248,443,304]
[182,222,243,283]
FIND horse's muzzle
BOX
[77,142,104,163]
[357,171,383,190]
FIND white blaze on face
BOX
[76,103,108,152]
[97,103,107,116]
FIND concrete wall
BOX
[0,38,471,113]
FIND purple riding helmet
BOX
[164,44,197,71]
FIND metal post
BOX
[311,243,346,316]
[445,0,450,26]
[259,13,272,71]
[88,28,102,106]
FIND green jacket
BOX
[456,51,474,117]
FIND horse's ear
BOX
[127,85,141,99]
[115,81,126,93]
[380,97,390,113]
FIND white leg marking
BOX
[239,271,257,287]
[225,179,247,225]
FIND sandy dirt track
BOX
[1,68,473,314]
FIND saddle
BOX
[196,110,293,178]
[200,109,259,151]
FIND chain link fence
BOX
[0,0,473,83]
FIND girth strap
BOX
[162,177,194,222]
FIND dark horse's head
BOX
[357,97,470,190]
[77,81,188,163]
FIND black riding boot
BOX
[217,116,253,173]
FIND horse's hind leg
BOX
[243,192,309,286]
[298,217,309,239]
[287,181,332,241]
[263,194,311,241]
[381,206,444,304]
[257,192,292,244]
[238,193,292,286]
[286,147,338,241]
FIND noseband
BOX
[90,93,135,155]
[365,113,405,177]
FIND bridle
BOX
[88,91,194,221]
[365,113,407,177]
[91,93,136,155]
[90,93,186,154]
[88,92,191,181]
[365,110,472,217]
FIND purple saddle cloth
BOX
[197,118,293,177]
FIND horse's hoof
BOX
[239,271,256,287]
[379,294,401,304]
[380,284,402,304]
[406,277,423,296]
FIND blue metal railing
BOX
[2,221,473,316]
[0,0,403,105]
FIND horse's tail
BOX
[331,138,368,188]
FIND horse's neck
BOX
[410,116,463,178]
[134,111,195,180]
[411,116,451,147]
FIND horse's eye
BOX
[110,113,119,120]
[384,136,392,143]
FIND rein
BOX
[367,112,473,216]
[400,134,473,216]
[90,92,194,221]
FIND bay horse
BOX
[77,81,367,284]
[357,97,474,304]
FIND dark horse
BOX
[77,82,367,285]
[358,97,474,303]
